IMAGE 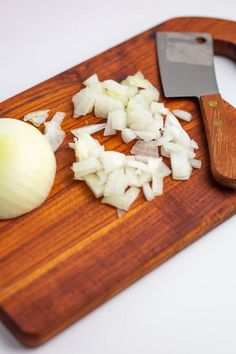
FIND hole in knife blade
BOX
[195,37,206,44]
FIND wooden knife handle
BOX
[199,93,236,188]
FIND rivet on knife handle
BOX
[199,93,236,188]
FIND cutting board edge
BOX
[1,205,234,347]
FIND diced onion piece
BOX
[23,110,50,127]
[152,175,163,196]
[190,139,199,149]
[140,87,159,103]
[165,111,182,127]
[51,111,66,125]
[104,168,128,196]
[190,159,202,169]
[170,151,192,180]
[126,94,150,112]
[134,71,144,79]
[122,83,138,99]
[100,151,125,173]
[73,132,103,161]
[72,156,102,178]
[163,142,196,159]
[117,209,126,218]
[135,168,143,176]
[125,166,141,187]
[72,87,96,118]
[97,170,109,184]
[160,145,170,158]
[121,128,137,143]
[172,109,192,122]
[102,187,140,211]
[72,123,106,136]
[164,125,182,140]
[125,158,149,172]
[110,110,127,131]
[134,155,150,163]
[104,114,116,136]
[83,74,99,86]
[143,182,154,201]
[103,80,128,97]
[145,121,162,135]
[94,93,124,118]
[44,120,65,152]
[139,172,152,185]
[156,136,172,146]
[135,131,156,142]
[128,107,153,129]
[84,174,104,198]
[124,186,140,207]
[157,161,171,177]
[175,129,191,150]
[89,82,104,93]
[162,127,173,142]
[106,90,129,105]
[102,194,126,210]
[146,157,162,174]
[151,102,169,115]
[125,73,153,89]
[153,113,164,129]
[131,140,158,158]
[45,111,66,153]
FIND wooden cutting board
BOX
[0,16,236,347]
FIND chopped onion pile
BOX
[70,72,201,215]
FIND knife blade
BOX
[156,31,236,189]
[156,32,219,97]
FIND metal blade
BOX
[156,32,219,98]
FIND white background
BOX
[0,1,236,353]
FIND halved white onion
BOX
[0,119,56,219]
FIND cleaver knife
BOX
[157,32,236,189]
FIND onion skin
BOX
[0,119,56,220]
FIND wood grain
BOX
[0,17,236,347]
[200,93,236,188]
